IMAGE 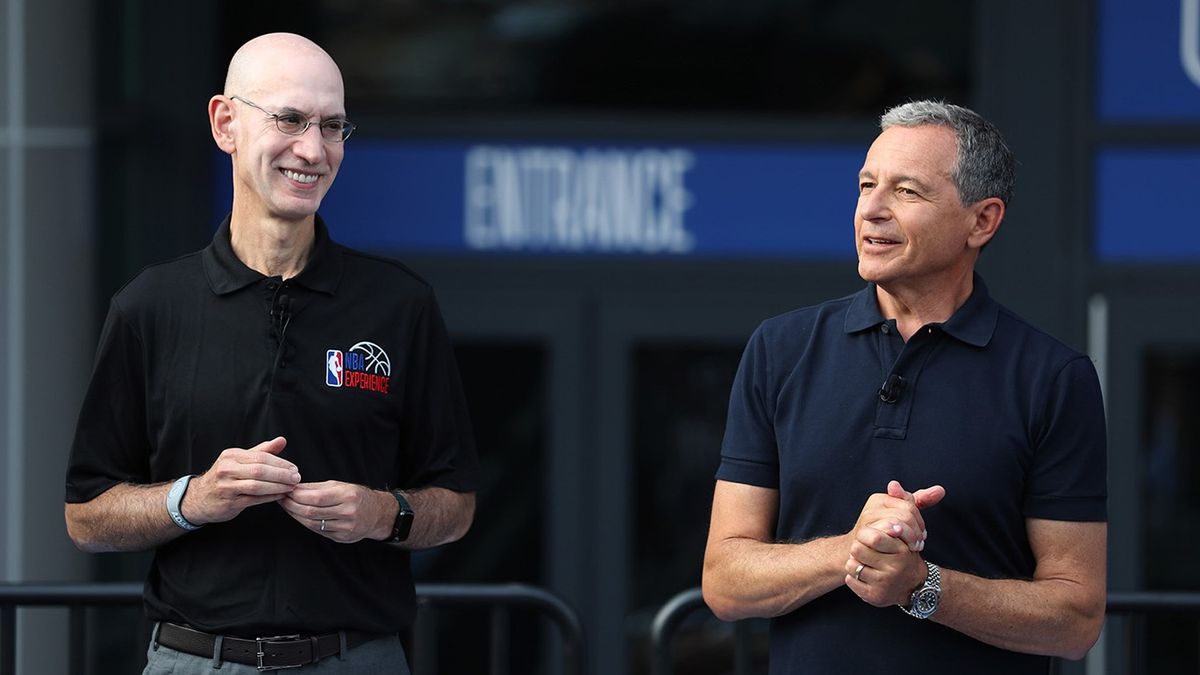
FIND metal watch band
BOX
[901,560,941,619]
[166,474,201,531]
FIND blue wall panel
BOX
[1095,148,1200,261]
[1098,0,1200,120]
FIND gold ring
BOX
[853,563,865,581]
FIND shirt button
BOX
[267,281,278,291]
[881,324,890,334]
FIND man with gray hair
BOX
[702,100,1107,673]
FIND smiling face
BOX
[214,35,346,226]
[854,124,987,295]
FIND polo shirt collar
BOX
[940,273,998,347]
[843,273,998,347]
[844,284,886,334]
[202,214,343,296]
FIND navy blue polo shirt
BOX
[717,276,1106,674]
[67,215,479,636]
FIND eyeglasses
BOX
[230,95,356,142]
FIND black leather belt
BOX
[155,622,383,670]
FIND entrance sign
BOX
[215,141,865,259]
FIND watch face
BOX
[389,490,414,542]
[914,588,939,617]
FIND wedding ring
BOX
[853,563,865,581]
[320,519,326,532]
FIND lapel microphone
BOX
[879,373,904,403]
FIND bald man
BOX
[65,33,478,673]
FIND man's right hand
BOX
[182,436,301,525]
[849,480,944,552]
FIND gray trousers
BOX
[143,625,412,674]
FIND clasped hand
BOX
[181,436,388,543]
[844,480,944,607]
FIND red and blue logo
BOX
[325,341,391,394]
[325,350,344,387]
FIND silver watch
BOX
[166,475,202,531]
[901,560,941,619]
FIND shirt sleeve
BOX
[65,299,153,503]
[394,288,480,493]
[1023,355,1108,521]
[715,324,781,489]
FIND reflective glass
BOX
[1140,350,1200,673]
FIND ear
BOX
[967,197,1004,250]
[209,95,237,155]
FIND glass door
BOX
[1099,290,1200,674]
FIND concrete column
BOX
[2,0,96,672]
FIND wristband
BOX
[166,475,202,531]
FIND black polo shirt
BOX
[717,275,1106,674]
[66,215,479,636]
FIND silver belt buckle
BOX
[256,634,303,671]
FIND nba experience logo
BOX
[326,341,392,394]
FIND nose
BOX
[291,123,326,164]
[857,187,891,223]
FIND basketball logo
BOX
[324,341,391,394]
[348,341,391,376]
[326,350,344,387]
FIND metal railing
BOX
[649,588,1200,675]
[0,582,584,675]
[0,582,143,675]
[11,582,1199,675]
[411,583,585,675]
[649,588,760,675]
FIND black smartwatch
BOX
[387,489,415,543]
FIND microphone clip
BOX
[879,373,904,403]
[271,294,293,335]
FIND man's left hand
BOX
[844,520,928,606]
[278,481,393,543]
[844,480,943,606]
